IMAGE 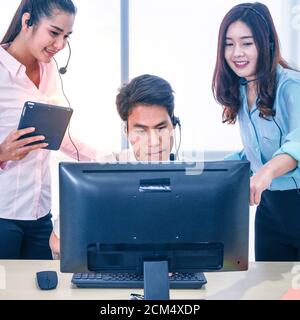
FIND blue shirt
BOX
[227,65,300,191]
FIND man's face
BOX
[127,104,174,161]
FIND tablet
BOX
[17,101,73,150]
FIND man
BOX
[112,74,179,162]
[50,74,180,255]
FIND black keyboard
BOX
[72,272,207,289]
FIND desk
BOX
[0,260,298,300]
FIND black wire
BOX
[292,178,300,195]
[175,123,182,161]
[64,41,71,70]
[53,58,80,162]
[272,116,300,195]
[272,116,283,147]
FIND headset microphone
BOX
[239,77,249,86]
[59,41,71,75]
[59,67,67,75]
[169,153,175,161]
[239,76,261,86]
[239,67,272,86]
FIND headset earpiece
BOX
[240,5,274,61]
[26,11,34,27]
[172,116,181,128]
[171,115,182,161]
[122,121,128,134]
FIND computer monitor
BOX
[59,161,250,299]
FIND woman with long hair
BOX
[212,2,300,261]
[0,0,99,259]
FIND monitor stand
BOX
[143,260,170,300]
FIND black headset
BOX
[238,5,275,86]
[25,0,34,27]
[59,41,71,75]
[170,115,181,161]
[171,115,181,128]
[124,114,181,161]
[271,113,299,193]
[27,16,34,27]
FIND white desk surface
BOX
[0,260,298,300]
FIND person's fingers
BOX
[250,182,263,206]
[50,232,60,258]
[254,189,262,206]
[17,143,49,156]
[249,179,255,206]
[13,135,45,148]
[9,127,36,141]
[250,188,255,206]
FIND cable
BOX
[272,116,300,195]
[292,178,300,195]
[59,41,71,75]
[175,123,182,161]
[272,116,283,147]
[53,58,80,161]
[171,122,182,161]
[172,126,178,161]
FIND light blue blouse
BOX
[226,65,300,191]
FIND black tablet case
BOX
[18,101,73,150]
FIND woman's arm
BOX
[49,217,60,257]
[250,81,300,205]
[59,133,105,161]
[49,231,60,257]
[250,154,297,206]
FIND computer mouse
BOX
[36,271,58,290]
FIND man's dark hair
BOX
[116,74,175,121]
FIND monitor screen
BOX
[59,161,250,275]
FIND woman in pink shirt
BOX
[0,0,98,259]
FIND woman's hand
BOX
[0,128,48,162]
[250,166,273,206]
[49,231,60,258]
[250,154,298,206]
